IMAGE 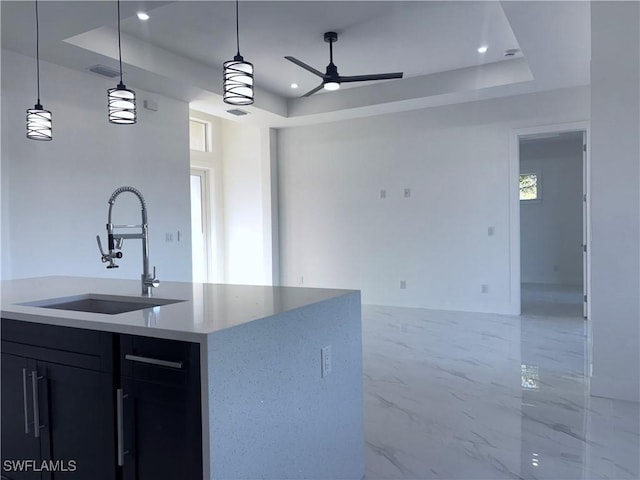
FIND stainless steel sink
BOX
[22,294,184,315]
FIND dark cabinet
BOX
[119,335,202,480]
[1,353,41,480]
[1,320,202,480]
[1,321,115,480]
[41,362,115,480]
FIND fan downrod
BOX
[324,31,338,43]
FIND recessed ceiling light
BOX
[137,12,150,21]
[290,83,298,89]
[477,46,488,54]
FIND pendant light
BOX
[223,0,254,105]
[26,0,52,141]
[108,0,136,124]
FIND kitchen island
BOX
[1,276,364,480]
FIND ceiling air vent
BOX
[226,109,249,116]
[504,48,521,57]
[88,64,120,78]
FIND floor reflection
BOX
[362,284,639,479]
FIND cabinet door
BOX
[39,362,115,480]
[120,377,202,480]
[1,353,42,480]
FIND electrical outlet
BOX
[165,232,173,242]
[404,188,411,198]
[400,280,407,289]
[321,346,332,378]
[488,226,495,236]
[481,284,489,294]
[380,189,387,199]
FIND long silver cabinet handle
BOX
[31,371,43,438]
[22,368,30,435]
[124,354,183,370]
[116,389,129,466]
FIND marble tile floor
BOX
[362,287,639,480]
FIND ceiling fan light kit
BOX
[285,31,403,97]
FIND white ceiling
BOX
[1,1,590,127]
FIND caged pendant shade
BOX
[223,0,254,105]
[108,0,136,124]
[26,0,52,141]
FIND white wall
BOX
[221,121,279,285]
[1,49,192,283]
[520,137,583,285]
[589,2,640,403]
[278,86,589,313]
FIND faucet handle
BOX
[96,235,107,258]
[151,266,160,288]
[145,266,160,288]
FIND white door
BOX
[190,169,209,283]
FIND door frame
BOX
[190,168,212,283]
[508,120,591,318]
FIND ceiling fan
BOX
[285,31,404,97]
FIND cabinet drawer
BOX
[120,335,199,387]
[1,319,114,372]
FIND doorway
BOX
[517,128,588,319]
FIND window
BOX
[520,172,541,201]
[189,119,208,152]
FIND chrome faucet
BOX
[96,186,159,296]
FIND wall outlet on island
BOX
[481,284,489,294]
[321,346,332,378]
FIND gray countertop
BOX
[0,276,356,342]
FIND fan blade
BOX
[302,83,325,97]
[285,56,325,78]
[340,72,403,83]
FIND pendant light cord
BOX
[235,0,240,56]
[35,0,41,104]
[117,0,123,84]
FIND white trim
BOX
[189,110,225,283]
[190,168,211,282]
[509,121,591,317]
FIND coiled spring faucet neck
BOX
[97,186,159,296]
[108,185,147,207]
[108,186,148,226]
